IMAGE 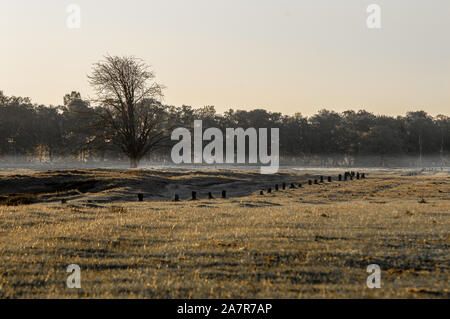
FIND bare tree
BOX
[88,55,168,168]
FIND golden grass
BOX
[0,171,448,298]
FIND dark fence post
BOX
[282,182,286,190]
[290,183,296,189]
[174,194,180,202]
[275,184,279,191]
[138,194,144,202]
[314,179,318,185]
[338,174,342,181]
[260,190,264,195]
[308,180,312,185]
[268,188,272,193]
[320,176,324,183]
[192,191,197,200]
[328,176,332,182]
[222,190,227,198]
[361,173,366,179]
[208,192,214,199]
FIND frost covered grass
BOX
[0,170,448,298]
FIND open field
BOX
[0,169,448,298]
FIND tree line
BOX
[0,56,448,168]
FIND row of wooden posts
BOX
[136,171,367,202]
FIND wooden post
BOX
[320,176,324,183]
[328,176,332,182]
[308,180,312,185]
[356,172,360,180]
[138,194,144,202]
[267,188,272,193]
[298,183,302,188]
[290,183,296,189]
[361,173,366,179]
[275,184,279,191]
[192,191,197,200]
[222,190,227,198]
[314,179,318,185]
[338,174,342,181]
[208,192,214,199]
[282,182,286,190]
[260,190,264,195]
[173,194,180,202]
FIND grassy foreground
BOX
[0,170,448,298]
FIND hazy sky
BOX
[1,0,449,116]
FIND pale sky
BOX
[1,0,449,116]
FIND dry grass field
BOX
[0,168,448,298]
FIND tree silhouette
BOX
[88,55,167,168]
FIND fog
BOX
[0,155,448,173]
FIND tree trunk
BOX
[130,157,140,168]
